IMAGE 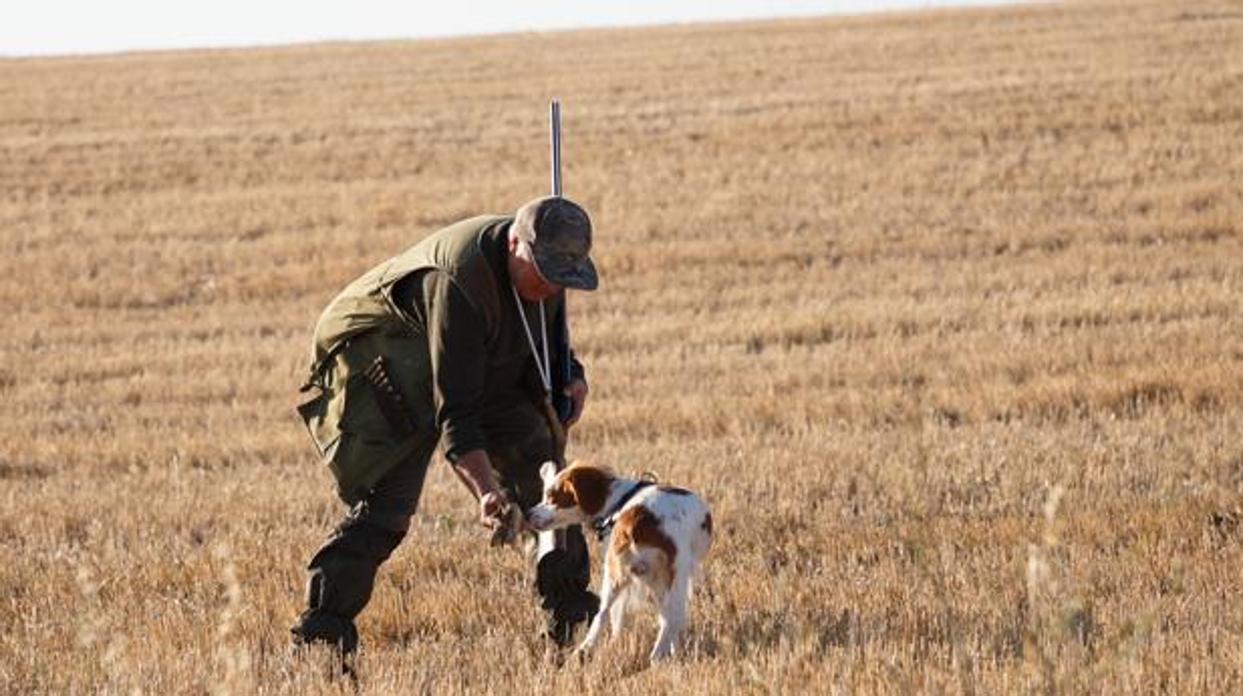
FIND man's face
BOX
[509,235,563,302]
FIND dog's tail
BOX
[625,544,675,594]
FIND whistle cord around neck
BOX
[511,283,551,394]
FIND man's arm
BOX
[450,449,499,500]
[450,449,513,529]
[417,271,508,527]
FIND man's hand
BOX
[480,490,511,529]
[562,378,589,427]
[449,450,529,544]
[482,490,528,546]
[451,449,509,527]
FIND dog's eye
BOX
[548,484,575,509]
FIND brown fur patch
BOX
[551,465,612,516]
[610,505,677,588]
[547,478,576,509]
[702,512,713,535]
[568,465,613,516]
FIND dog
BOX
[526,461,712,662]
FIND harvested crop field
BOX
[2,0,1242,692]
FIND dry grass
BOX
[3,0,1243,692]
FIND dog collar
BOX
[591,480,655,541]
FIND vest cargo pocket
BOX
[300,332,433,505]
[296,388,341,461]
[330,370,421,505]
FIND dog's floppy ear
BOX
[539,460,559,486]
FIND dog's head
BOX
[526,461,616,532]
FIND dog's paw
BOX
[648,644,674,664]
[571,644,594,664]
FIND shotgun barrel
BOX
[550,99,562,197]
[549,99,574,424]
[537,99,573,561]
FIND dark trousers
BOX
[293,395,595,652]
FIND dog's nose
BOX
[525,510,548,531]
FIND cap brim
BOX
[536,255,599,291]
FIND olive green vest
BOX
[299,214,512,503]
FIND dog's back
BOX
[609,486,711,596]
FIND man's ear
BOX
[539,461,559,485]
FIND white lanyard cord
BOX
[511,284,551,393]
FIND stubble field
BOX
[2,0,1242,692]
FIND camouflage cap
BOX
[512,196,598,291]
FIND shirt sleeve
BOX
[420,270,488,461]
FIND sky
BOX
[2,1,1020,58]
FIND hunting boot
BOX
[483,408,599,647]
[291,499,407,654]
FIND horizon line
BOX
[0,0,1033,61]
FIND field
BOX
[3,0,1243,692]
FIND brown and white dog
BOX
[526,461,712,662]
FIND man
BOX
[291,195,600,654]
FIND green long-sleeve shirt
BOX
[390,224,583,460]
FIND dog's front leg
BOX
[649,570,691,662]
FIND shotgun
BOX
[535,99,572,560]
[495,100,576,548]
[534,102,599,640]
